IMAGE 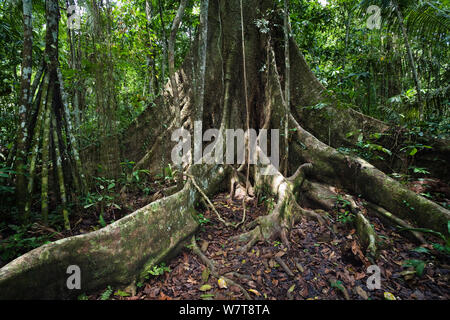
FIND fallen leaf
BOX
[218,277,228,289]
[384,292,396,300]
[199,284,212,292]
[201,268,210,283]
[248,289,260,296]
[355,286,368,300]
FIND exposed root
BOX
[0,164,228,299]
[366,202,427,244]
[233,156,326,252]
[186,173,234,228]
[190,236,251,300]
[301,180,337,211]
[274,256,294,278]
[355,212,378,259]
[289,113,450,236]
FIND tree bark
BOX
[15,0,33,218]
[393,0,424,120]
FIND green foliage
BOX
[0,165,15,196]
[77,293,89,300]
[337,210,355,224]
[83,176,121,211]
[195,213,210,226]
[273,240,282,247]
[259,195,276,212]
[0,223,53,262]
[409,167,430,175]
[340,130,392,161]
[119,160,152,194]
[155,164,178,183]
[143,262,171,279]
[81,176,122,228]
[330,279,345,291]
[292,0,449,132]
[402,259,426,277]
[332,194,351,208]
[400,221,450,255]
[330,194,355,224]
[114,289,130,297]
[100,286,113,300]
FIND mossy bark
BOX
[289,115,450,236]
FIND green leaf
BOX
[99,215,107,227]
[114,290,130,297]
[77,293,89,300]
[200,293,215,300]
[201,267,210,283]
[411,247,429,254]
[409,148,418,156]
[402,259,425,277]
[100,286,113,300]
[199,284,212,292]
[398,227,445,241]
[357,133,363,143]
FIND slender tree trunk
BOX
[40,84,53,225]
[283,0,290,176]
[145,0,156,96]
[342,9,352,73]
[66,0,81,129]
[24,74,49,221]
[15,0,33,218]
[158,0,168,92]
[393,1,424,120]
[195,0,209,123]
[52,115,70,230]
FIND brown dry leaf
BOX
[269,259,275,268]
[355,272,366,280]
[201,241,209,252]
[230,285,241,293]
[355,286,369,300]
[158,291,172,300]
[300,287,309,297]
[187,276,198,285]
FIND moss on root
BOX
[0,164,228,299]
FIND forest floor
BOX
[1,176,449,300]
[84,189,450,301]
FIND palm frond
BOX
[404,1,450,39]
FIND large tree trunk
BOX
[1,0,449,299]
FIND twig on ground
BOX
[190,236,251,300]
